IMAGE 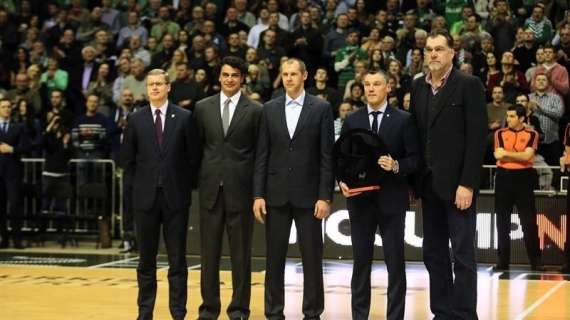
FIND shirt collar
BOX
[367,101,388,114]
[425,65,453,90]
[285,90,306,107]
[221,90,241,106]
[150,100,169,115]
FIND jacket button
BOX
[289,147,293,151]
[288,167,292,172]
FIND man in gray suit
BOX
[253,58,335,320]
[194,56,262,320]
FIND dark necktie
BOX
[370,111,382,134]
[1,122,6,134]
[154,109,163,146]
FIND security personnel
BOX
[558,123,570,273]
[493,104,544,271]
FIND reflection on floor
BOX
[0,245,569,320]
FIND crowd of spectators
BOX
[1,0,570,185]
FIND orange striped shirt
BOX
[494,127,538,169]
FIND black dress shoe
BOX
[13,241,26,249]
[492,264,509,272]
[560,263,570,274]
[0,241,8,249]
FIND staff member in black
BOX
[0,99,28,249]
[194,56,262,320]
[122,69,199,320]
[409,30,488,320]
[493,105,544,271]
[253,58,334,320]
[339,71,420,320]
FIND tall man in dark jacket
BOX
[253,58,334,320]
[194,56,262,320]
[0,99,29,249]
[339,71,420,320]
[409,31,488,320]
[122,69,199,320]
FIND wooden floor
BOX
[0,248,569,319]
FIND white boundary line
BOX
[88,256,139,269]
[513,273,528,280]
[513,281,567,320]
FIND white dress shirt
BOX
[285,90,306,138]
[150,100,168,129]
[367,101,388,130]
[220,90,241,125]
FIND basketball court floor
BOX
[1,244,569,320]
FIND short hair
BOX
[415,29,428,38]
[508,104,527,119]
[81,46,96,55]
[542,43,555,51]
[492,85,503,92]
[220,55,247,75]
[363,70,389,83]
[146,68,170,84]
[280,58,306,73]
[428,30,453,48]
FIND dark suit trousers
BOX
[135,188,189,320]
[0,176,22,242]
[265,204,324,320]
[199,187,253,319]
[348,196,406,320]
[422,180,478,320]
[495,169,541,266]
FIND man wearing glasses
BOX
[122,69,199,320]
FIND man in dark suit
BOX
[0,99,28,249]
[253,58,334,320]
[122,69,199,320]
[338,71,420,320]
[409,31,488,320]
[194,56,262,320]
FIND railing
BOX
[20,158,120,237]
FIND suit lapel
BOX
[291,95,313,140]
[428,69,459,128]
[143,106,161,154]
[276,96,289,139]
[225,94,248,138]
[211,94,224,137]
[161,103,176,153]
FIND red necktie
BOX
[154,109,163,146]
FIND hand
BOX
[489,121,501,130]
[378,154,395,171]
[63,133,70,145]
[179,99,192,107]
[560,155,567,172]
[339,181,361,197]
[0,143,14,154]
[455,185,473,211]
[253,198,267,224]
[494,147,506,160]
[314,200,330,220]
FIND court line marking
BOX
[513,281,566,320]
[88,256,140,269]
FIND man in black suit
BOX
[338,71,420,320]
[409,31,488,320]
[194,56,262,320]
[253,58,334,320]
[122,69,199,320]
[0,99,28,249]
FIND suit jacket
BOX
[253,93,335,209]
[122,102,199,211]
[194,93,263,211]
[340,106,420,214]
[410,68,488,201]
[0,122,29,180]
